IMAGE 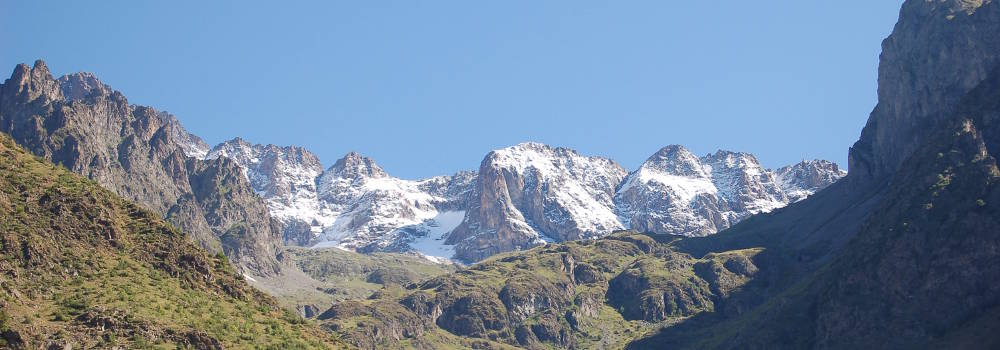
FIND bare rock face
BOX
[850,0,1000,180]
[0,61,282,275]
[207,138,325,246]
[315,152,391,216]
[447,143,628,262]
[629,2,1000,348]
[161,111,210,159]
[56,72,111,101]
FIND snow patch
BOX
[407,211,464,262]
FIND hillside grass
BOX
[0,133,344,349]
[322,232,763,349]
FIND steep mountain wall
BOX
[0,61,282,275]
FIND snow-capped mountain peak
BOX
[306,152,474,261]
[205,142,474,261]
[206,138,325,245]
[327,151,387,180]
[775,159,847,202]
[641,145,711,178]
[447,142,628,262]
[316,152,391,208]
[615,147,844,238]
[207,138,844,264]
[702,150,788,214]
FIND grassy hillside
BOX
[0,133,343,349]
[319,232,763,349]
[251,247,457,317]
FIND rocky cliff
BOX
[318,1,1000,348]
[0,61,281,275]
[207,138,326,246]
[631,60,1000,350]
[447,143,628,262]
[850,0,1000,181]
[628,1,1000,348]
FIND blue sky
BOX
[2,1,904,179]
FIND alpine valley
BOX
[2,0,1000,349]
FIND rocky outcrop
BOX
[161,111,210,159]
[448,143,628,262]
[606,256,715,322]
[207,138,325,245]
[0,61,281,275]
[849,0,1000,181]
[628,1,1000,348]
[56,72,111,101]
[319,232,764,349]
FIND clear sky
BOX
[2,0,905,179]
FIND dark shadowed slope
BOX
[628,1,1000,348]
[315,1,1000,349]
[629,65,1000,349]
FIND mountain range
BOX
[309,1,1000,348]
[186,132,845,263]
[4,0,997,348]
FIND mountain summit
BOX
[0,62,844,264]
[326,151,388,179]
[613,146,839,237]
[0,60,282,276]
[196,136,844,263]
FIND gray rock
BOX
[448,143,627,262]
[850,0,1000,180]
[0,60,282,276]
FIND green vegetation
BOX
[628,72,1000,349]
[289,247,456,296]
[248,246,457,316]
[0,134,343,349]
[320,232,763,349]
